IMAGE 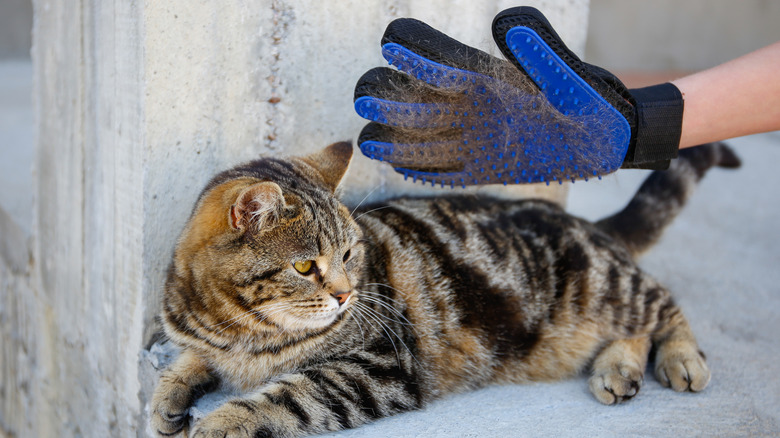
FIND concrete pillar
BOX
[2,0,589,436]
[28,0,145,436]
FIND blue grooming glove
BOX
[354,7,684,187]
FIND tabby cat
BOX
[151,141,739,437]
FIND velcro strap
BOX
[629,82,684,165]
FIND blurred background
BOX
[586,0,780,87]
[0,0,34,236]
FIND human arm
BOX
[354,8,778,186]
[354,7,687,186]
[673,41,780,148]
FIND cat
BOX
[151,141,739,437]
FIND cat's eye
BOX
[293,260,314,275]
[343,249,351,262]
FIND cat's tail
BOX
[596,142,740,258]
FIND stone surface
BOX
[27,0,146,436]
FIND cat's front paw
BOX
[655,347,710,392]
[151,378,194,436]
[588,362,644,405]
[190,400,276,438]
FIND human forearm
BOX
[673,41,780,148]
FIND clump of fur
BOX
[363,52,613,177]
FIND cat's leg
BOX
[151,348,217,436]
[652,312,710,392]
[588,336,651,404]
[190,356,423,438]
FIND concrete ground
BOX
[3,60,779,436]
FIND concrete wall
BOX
[24,1,146,436]
[586,0,780,72]
[140,0,583,345]
[2,1,588,437]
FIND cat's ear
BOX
[302,141,353,192]
[230,181,285,231]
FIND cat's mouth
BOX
[288,312,341,331]
[264,298,353,332]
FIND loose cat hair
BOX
[152,141,739,437]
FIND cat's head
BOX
[163,142,365,347]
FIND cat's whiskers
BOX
[356,292,416,329]
[353,302,402,364]
[358,287,412,310]
[354,301,420,367]
[255,302,296,323]
[213,310,263,336]
[209,309,259,329]
[362,282,411,303]
[349,183,383,218]
[253,303,298,338]
[346,307,367,349]
[353,205,394,222]
[203,301,305,348]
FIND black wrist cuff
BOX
[623,82,684,168]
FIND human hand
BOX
[354,7,684,187]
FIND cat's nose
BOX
[332,290,352,305]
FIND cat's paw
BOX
[588,362,644,405]
[151,378,193,436]
[190,400,274,438]
[655,347,710,392]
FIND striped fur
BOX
[151,142,738,437]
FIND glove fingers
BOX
[382,18,497,74]
[492,7,634,122]
[381,42,501,91]
[355,95,459,128]
[355,67,414,102]
[358,122,465,172]
[491,6,631,173]
[354,67,462,128]
[380,18,517,91]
